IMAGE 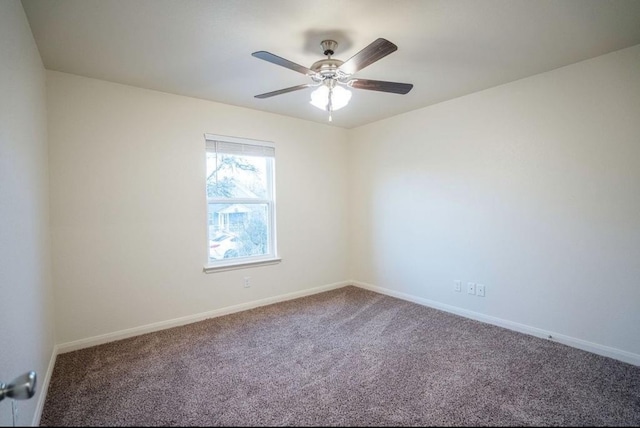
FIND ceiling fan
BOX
[251,38,413,121]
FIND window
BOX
[204,134,278,271]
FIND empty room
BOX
[1,0,640,426]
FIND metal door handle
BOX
[0,371,37,402]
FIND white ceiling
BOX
[21,0,640,129]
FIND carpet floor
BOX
[41,286,640,426]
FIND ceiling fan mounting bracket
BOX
[320,40,338,57]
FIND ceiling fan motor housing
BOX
[311,58,345,78]
[311,40,347,81]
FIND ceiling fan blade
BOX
[254,84,313,99]
[338,38,398,75]
[349,79,413,94]
[252,51,315,76]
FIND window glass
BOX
[205,135,276,267]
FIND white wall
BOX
[27,15,640,377]
[348,44,640,359]
[0,1,55,425]
[47,71,349,344]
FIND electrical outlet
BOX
[243,276,251,288]
[476,284,485,297]
[467,282,476,295]
[454,280,462,292]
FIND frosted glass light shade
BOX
[331,86,352,110]
[310,85,352,111]
[310,85,329,110]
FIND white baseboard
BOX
[351,280,640,367]
[57,280,350,354]
[31,345,58,426]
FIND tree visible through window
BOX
[205,135,276,267]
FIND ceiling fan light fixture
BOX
[310,84,352,111]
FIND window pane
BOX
[206,152,268,199]
[207,203,269,261]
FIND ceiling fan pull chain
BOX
[328,87,334,122]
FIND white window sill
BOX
[203,257,282,273]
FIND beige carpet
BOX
[41,286,640,426]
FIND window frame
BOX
[203,133,280,273]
